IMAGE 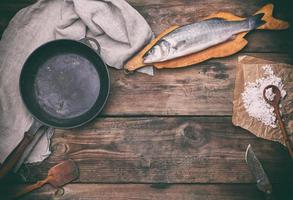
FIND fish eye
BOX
[144,49,153,58]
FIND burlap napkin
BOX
[0,0,153,164]
[232,55,292,146]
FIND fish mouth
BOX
[143,56,153,64]
[143,50,156,64]
[142,54,149,62]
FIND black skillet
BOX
[0,38,110,179]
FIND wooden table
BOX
[1,0,292,199]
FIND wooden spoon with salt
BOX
[263,85,293,159]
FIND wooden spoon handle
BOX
[274,106,293,159]
[13,177,49,199]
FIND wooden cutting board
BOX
[124,4,289,72]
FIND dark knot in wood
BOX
[52,143,69,155]
[179,125,208,149]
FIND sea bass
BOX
[143,13,265,63]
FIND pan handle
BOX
[0,120,43,179]
[79,37,101,55]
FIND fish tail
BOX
[247,13,266,30]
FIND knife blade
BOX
[245,144,273,199]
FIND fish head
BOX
[143,45,164,63]
[143,40,170,63]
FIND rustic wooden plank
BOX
[243,31,292,53]
[99,53,292,116]
[6,183,291,200]
[16,184,264,200]
[19,117,293,184]
[1,0,290,20]
[105,55,236,116]
[131,0,291,32]
[0,0,292,53]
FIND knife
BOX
[245,144,275,200]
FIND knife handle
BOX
[0,131,34,179]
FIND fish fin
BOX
[173,40,187,50]
[247,13,266,30]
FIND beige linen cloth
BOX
[0,0,153,164]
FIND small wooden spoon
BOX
[13,159,79,198]
[263,85,293,158]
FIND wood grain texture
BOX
[4,183,293,200]
[102,53,292,116]
[18,117,293,184]
[0,1,292,199]
[107,54,236,116]
[18,184,265,200]
[0,0,292,53]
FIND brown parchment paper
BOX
[232,56,293,146]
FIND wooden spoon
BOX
[13,159,79,198]
[263,85,293,158]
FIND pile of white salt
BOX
[241,65,286,128]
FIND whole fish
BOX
[143,13,265,63]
